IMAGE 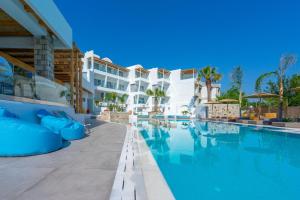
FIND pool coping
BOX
[135,127,175,200]
[199,119,300,134]
[110,125,175,200]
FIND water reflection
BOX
[139,121,300,169]
[138,120,300,200]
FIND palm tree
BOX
[105,92,117,104]
[198,66,222,102]
[118,94,128,111]
[105,92,118,111]
[231,66,243,106]
[255,54,297,120]
[146,88,165,112]
[118,94,128,105]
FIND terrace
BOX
[0,1,83,112]
[0,120,127,200]
[93,57,129,81]
[180,68,197,80]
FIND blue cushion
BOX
[40,115,73,134]
[0,107,17,118]
[36,109,52,118]
[61,122,85,140]
[0,117,63,156]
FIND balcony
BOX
[95,82,128,94]
[94,66,129,82]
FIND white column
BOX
[104,75,107,88]
[116,68,120,91]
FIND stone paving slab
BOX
[0,120,126,200]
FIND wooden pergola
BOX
[54,44,83,113]
[0,44,84,113]
[158,68,170,75]
[0,5,84,112]
[135,66,149,74]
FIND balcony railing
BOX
[0,73,69,105]
[94,63,129,78]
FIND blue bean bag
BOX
[0,107,18,118]
[36,109,52,118]
[38,110,85,141]
[61,121,85,140]
[40,115,73,134]
[0,117,63,156]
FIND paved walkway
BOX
[0,120,126,200]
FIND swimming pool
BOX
[138,120,300,200]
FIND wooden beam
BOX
[0,51,35,72]
[70,46,74,107]
[75,47,79,113]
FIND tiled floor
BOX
[0,120,126,200]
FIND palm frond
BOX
[279,54,297,73]
[255,71,278,92]
[146,89,154,96]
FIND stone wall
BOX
[99,111,129,124]
[286,106,300,119]
[34,36,54,80]
[207,104,240,118]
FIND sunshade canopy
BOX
[244,92,279,99]
[292,87,300,92]
[219,99,239,103]
[205,101,220,104]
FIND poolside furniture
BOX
[263,113,277,119]
[247,120,258,125]
[261,113,277,125]
[37,109,85,141]
[0,108,63,156]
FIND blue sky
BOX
[54,0,300,93]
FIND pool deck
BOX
[0,120,126,200]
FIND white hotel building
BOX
[81,51,221,116]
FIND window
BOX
[87,58,92,69]
[106,81,116,89]
[107,67,117,75]
[181,73,194,80]
[94,63,100,70]
[158,72,163,79]
[138,98,145,104]
[119,84,125,91]
[0,57,14,96]
[94,79,104,87]
[140,85,145,91]
[119,71,123,77]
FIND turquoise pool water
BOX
[138,120,300,200]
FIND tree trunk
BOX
[239,90,242,117]
[278,77,284,120]
[206,80,212,102]
[154,97,158,112]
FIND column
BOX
[34,36,54,80]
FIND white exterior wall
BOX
[165,69,196,115]
[126,65,150,114]
[81,51,221,116]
